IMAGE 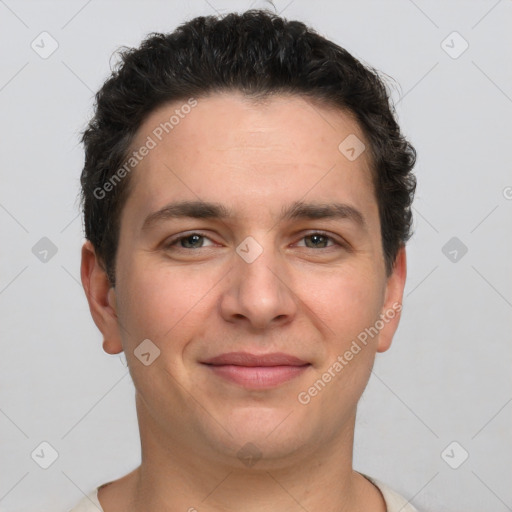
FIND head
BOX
[80,10,416,467]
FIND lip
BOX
[203,352,308,366]
[201,352,310,389]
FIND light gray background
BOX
[1,0,511,511]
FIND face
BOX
[82,92,406,467]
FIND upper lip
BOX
[202,352,309,367]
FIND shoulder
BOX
[361,473,420,512]
[69,476,419,512]
[67,487,103,512]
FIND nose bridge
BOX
[239,237,280,291]
[222,234,296,329]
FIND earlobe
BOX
[103,288,122,354]
[376,246,407,353]
[102,338,123,355]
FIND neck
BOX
[100,395,386,512]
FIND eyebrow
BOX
[141,199,367,232]
[282,201,366,228]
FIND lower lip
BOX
[204,364,310,389]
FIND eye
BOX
[295,232,343,249]
[163,231,347,253]
[165,232,216,250]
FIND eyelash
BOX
[164,231,346,251]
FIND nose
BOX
[219,240,297,331]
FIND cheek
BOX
[302,266,383,344]
[116,260,216,346]
[296,271,382,413]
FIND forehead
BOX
[123,92,376,226]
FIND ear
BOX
[376,245,407,353]
[80,240,123,355]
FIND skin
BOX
[81,91,407,512]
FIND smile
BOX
[201,352,311,389]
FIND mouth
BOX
[201,352,311,389]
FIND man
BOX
[74,9,418,512]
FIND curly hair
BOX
[80,9,416,285]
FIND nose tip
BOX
[219,244,297,330]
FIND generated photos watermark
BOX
[297,301,402,405]
[93,97,198,200]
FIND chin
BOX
[199,405,316,468]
